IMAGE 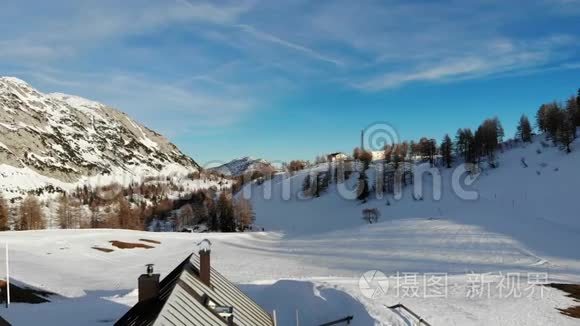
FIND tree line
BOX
[533,91,580,153]
[0,193,46,231]
[0,172,256,232]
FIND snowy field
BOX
[1,138,580,325]
[0,227,578,326]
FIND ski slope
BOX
[247,136,580,263]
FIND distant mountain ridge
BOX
[209,156,275,177]
[0,77,200,197]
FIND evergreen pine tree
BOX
[317,172,330,196]
[565,96,579,137]
[536,104,548,133]
[441,134,453,168]
[207,198,219,231]
[455,128,475,163]
[302,173,313,197]
[357,170,370,203]
[557,111,575,153]
[469,117,504,165]
[217,192,235,232]
[312,173,320,198]
[542,102,563,142]
[428,139,437,165]
[495,117,505,143]
[516,115,533,142]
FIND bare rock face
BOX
[0,77,200,193]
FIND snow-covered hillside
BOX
[0,77,200,198]
[238,135,580,275]
[246,136,580,238]
[209,156,275,177]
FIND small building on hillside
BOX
[327,152,348,162]
[370,150,385,161]
[116,241,274,326]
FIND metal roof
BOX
[116,253,274,326]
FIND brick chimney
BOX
[138,264,160,302]
[199,248,211,287]
[198,239,212,287]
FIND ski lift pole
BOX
[4,242,9,308]
[295,309,299,326]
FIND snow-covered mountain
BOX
[0,77,200,197]
[209,156,275,177]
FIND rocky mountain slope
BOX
[209,156,275,177]
[0,77,200,197]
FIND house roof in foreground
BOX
[115,254,274,326]
[0,315,11,326]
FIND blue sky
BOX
[1,0,579,166]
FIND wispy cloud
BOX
[0,40,73,60]
[177,0,344,66]
[0,0,254,61]
[353,37,573,91]
[234,24,344,67]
